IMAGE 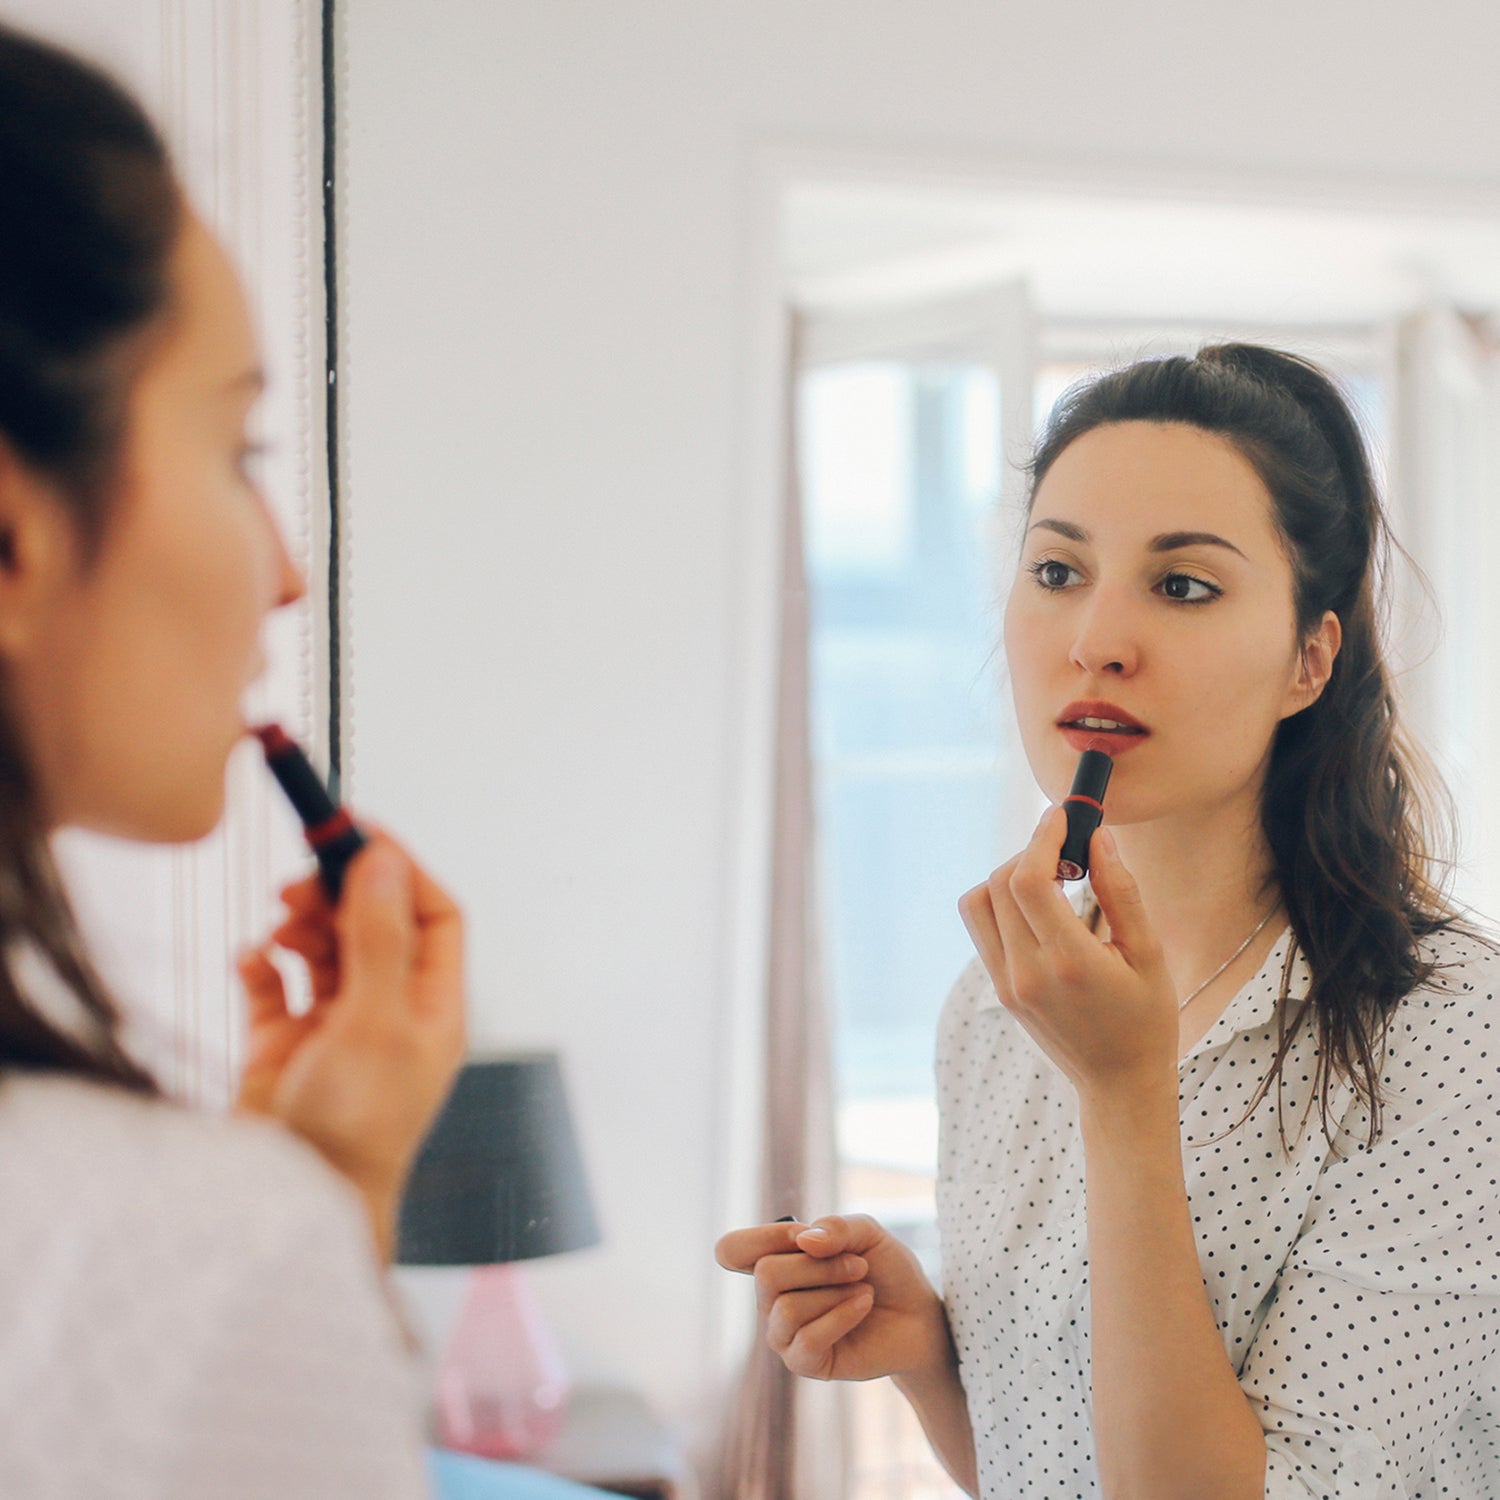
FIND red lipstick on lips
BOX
[1057,699,1149,756]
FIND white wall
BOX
[338,0,1500,1451]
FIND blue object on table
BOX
[427,1447,625,1499]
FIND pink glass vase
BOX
[434,1263,571,1460]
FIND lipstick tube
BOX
[251,723,368,900]
[1057,747,1113,882]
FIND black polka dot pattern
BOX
[935,926,1500,1497]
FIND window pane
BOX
[802,360,1005,1211]
[802,359,1000,1500]
[802,365,915,577]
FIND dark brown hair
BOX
[0,24,182,1093]
[1033,344,1460,1148]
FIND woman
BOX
[719,345,1500,1498]
[0,25,463,1497]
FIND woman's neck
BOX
[1104,795,1282,1001]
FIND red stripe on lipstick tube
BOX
[1063,794,1106,815]
[306,808,358,850]
[250,723,368,899]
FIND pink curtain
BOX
[714,314,846,1499]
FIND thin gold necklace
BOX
[1176,908,1277,1011]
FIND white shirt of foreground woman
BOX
[939,920,1500,1499]
[0,1073,427,1499]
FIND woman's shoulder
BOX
[937,954,999,1029]
[0,1070,367,1267]
[0,1078,425,1497]
[1406,919,1500,1012]
[0,1070,401,1402]
[1376,920,1500,1092]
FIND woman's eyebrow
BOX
[1026,519,1247,561]
[1026,518,1087,542]
[1150,530,1248,560]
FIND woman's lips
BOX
[1057,715,1150,755]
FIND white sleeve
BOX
[159,1138,432,1500]
[1237,997,1500,1498]
[163,1176,432,1494]
[0,1079,431,1500]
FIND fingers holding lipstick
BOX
[235,943,315,1115]
[959,862,1013,1007]
[272,868,342,1004]
[959,805,1176,1094]
[958,806,1076,1009]
[270,914,340,1003]
[278,872,333,918]
[1085,826,1163,973]
[1002,805,1085,950]
[270,830,461,1015]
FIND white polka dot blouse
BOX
[936,923,1500,1498]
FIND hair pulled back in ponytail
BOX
[1031,343,1459,1147]
[0,24,182,1094]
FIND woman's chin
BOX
[153,788,228,844]
[75,788,227,847]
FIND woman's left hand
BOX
[958,806,1177,1101]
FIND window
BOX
[798,344,1013,1500]
[802,357,1008,1253]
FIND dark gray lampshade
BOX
[396,1053,601,1266]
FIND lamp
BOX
[397,1053,601,1460]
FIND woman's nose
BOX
[275,540,306,610]
[1067,590,1139,677]
[261,500,306,611]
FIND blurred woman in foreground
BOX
[0,24,463,1497]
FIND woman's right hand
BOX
[716,1214,951,1383]
[235,834,466,1261]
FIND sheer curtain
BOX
[1390,307,1500,924]
[715,313,849,1500]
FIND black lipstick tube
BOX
[251,723,368,900]
[1056,747,1113,882]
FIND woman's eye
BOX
[1158,572,1220,604]
[1029,558,1082,590]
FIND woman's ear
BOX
[0,438,76,658]
[1282,609,1342,718]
